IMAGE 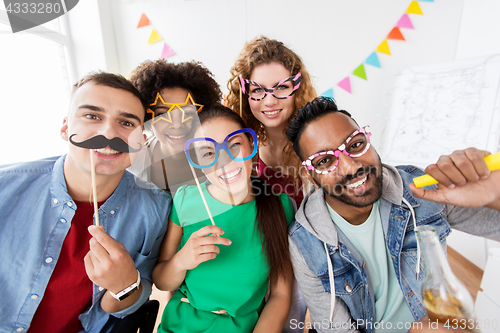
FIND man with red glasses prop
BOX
[0,72,171,333]
[285,97,500,333]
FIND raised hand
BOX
[410,148,500,209]
[84,225,138,294]
[174,225,231,271]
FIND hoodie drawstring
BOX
[324,242,336,322]
[402,197,420,280]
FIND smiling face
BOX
[61,83,145,178]
[299,112,383,213]
[150,87,198,153]
[193,117,254,200]
[248,62,296,130]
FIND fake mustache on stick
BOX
[69,134,142,153]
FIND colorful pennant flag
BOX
[148,28,163,44]
[322,0,433,95]
[353,64,367,80]
[365,52,381,68]
[387,27,405,40]
[161,43,176,59]
[396,14,414,29]
[337,77,351,94]
[407,1,423,15]
[137,13,151,28]
[376,40,391,55]
[322,88,334,99]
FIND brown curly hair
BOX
[226,36,317,182]
[129,59,223,122]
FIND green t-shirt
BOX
[158,182,295,333]
[326,201,414,332]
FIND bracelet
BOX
[109,270,141,301]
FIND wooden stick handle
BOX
[90,150,100,227]
[188,163,216,226]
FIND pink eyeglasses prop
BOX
[302,126,372,174]
[239,73,302,101]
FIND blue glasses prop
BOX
[184,128,258,169]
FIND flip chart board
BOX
[382,55,500,169]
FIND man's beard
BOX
[314,164,383,208]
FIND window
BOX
[0,8,73,164]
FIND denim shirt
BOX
[0,155,171,333]
[289,165,456,333]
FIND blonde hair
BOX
[226,36,317,182]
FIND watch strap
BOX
[109,270,141,301]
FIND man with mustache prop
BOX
[0,72,171,333]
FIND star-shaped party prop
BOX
[147,93,204,124]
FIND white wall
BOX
[446,0,500,269]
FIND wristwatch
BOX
[109,270,141,301]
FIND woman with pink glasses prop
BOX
[226,35,317,333]
[226,36,317,207]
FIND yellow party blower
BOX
[413,152,500,188]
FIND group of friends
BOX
[1,36,499,333]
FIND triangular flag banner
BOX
[337,77,351,94]
[161,43,176,59]
[353,64,367,80]
[376,40,391,55]
[148,28,163,44]
[321,88,334,99]
[365,52,381,68]
[387,27,405,40]
[397,14,414,29]
[407,1,423,15]
[137,13,151,28]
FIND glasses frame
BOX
[147,93,204,124]
[239,73,302,101]
[302,126,372,175]
[184,128,258,169]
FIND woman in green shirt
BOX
[153,105,295,332]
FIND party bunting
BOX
[337,77,351,94]
[407,1,423,15]
[137,13,151,28]
[353,64,367,80]
[376,40,391,55]
[322,88,334,99]
[396,14,414,29]
[148,28,163,44]
[365,52,381,68]
[161,43,176,58]
[387,27,405,40]
[332,0,433,94]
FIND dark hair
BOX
[287,97,353,159]
[129,60,223,122]
[198,104,292,285]
[72,71,148,120]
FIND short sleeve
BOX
[279,193,295,226]
[169,185,188,226]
